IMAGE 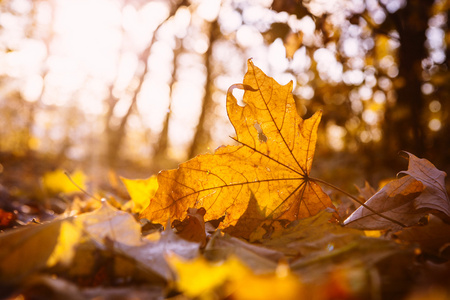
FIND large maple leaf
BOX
[141,60,334,227]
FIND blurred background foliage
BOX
[0,0,449,188]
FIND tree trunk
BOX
[153,39,182,161]
[382,0,433,162]
[188,20,219,158]
[104,1,185,168]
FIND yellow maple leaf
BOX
[169,255,303,300]
[121,176,158,213]
[168,255,249,298]
[42,169,86,195]
[231,268,303,300]
[141,60,334,229]
[46,219,82,267]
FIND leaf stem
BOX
[64,171,101,202]
[309,177,406,228]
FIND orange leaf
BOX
[0,208,16,228]
[141,60,334,229]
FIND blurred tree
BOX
[266,0,449,178]
[188,19,219,158]
[103,0,187,169]
[1,0,449,183]
[383,0,432,162]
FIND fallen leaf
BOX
[47,220,82,267]
[141,60,334,231]
[172,207,207,246]
[205,232,281,273]
[290,235,414,284]
[120,224,201,280]
[18,275,84,300]
[121,176,158,213]
[168,255,249,299]
[261,208,363,258]
[0,219,71,283]
[356,181,376,201]
[344,175,425,230]
[332,181,376,225]
[395,215,450,260]
[76,200,143,248]
[310,267,367,300]
[230,265,304,300]
[399,152,450,221]
[334,182,375,221]
[42,169,86,195]
[69,204,176,284]
[344,153,450,230]
[82,286,164,300]
[0,208,16,228]
[17,274,165,300]
[169,254,303,300]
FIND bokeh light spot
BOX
[429,119,441,131]
[429,100,441,112]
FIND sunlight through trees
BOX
[0,0,449,177]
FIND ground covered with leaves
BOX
[1,61,450,300]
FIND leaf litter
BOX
[0,60,450,299]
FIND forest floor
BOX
[1,150,450,300]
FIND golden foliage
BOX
[121,175,158,213]
[141,60,334,229]
[42,169,86,195]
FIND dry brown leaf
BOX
[399,152,450,220]
[0,219,64,283]
[172,207,207,246]
[121,225,201,280]
[395,215,450,260]
[260,208,363,258]
[77,200,143,248]
[204,233,281,273]
[356,181,376,202]
[343,175,425,230]
[140,60,334,230]
[344,153,450,230]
